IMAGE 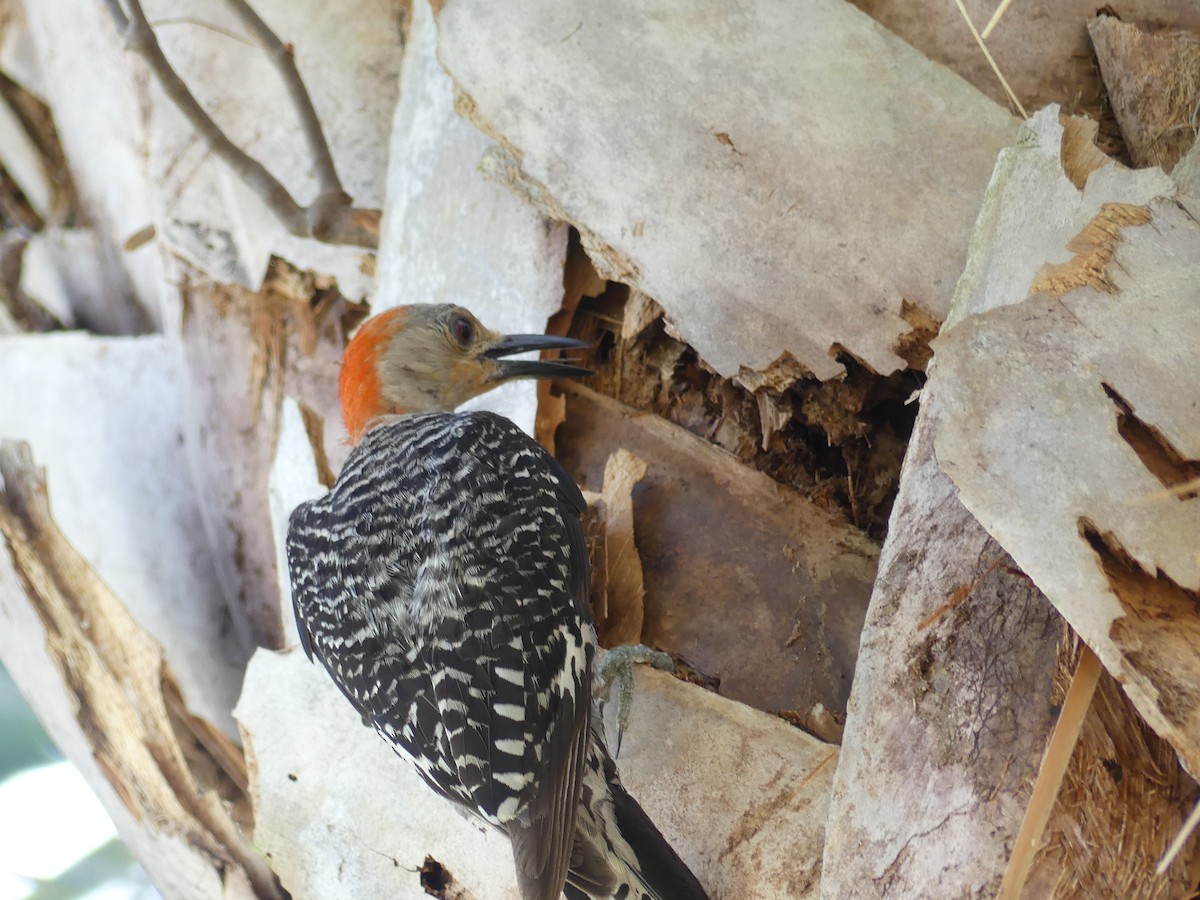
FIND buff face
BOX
[339,304,590,442]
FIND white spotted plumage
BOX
[288,408,708,900]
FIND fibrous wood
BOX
[0,442,280,900]
[1090,14,1200,175]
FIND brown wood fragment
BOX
[558,236,609,328]
[754,390,794,450]
[298,403,336,489]
[1059,114,1118,190]
[556,382,878,718]
[594,449,650,647]
[537,236,607,454]
[620,290,664,343]
[0,69,80,228]
[1081,521,1200,773]
[1090,15,1200,174]
[778,703,845,744]
[1102,383,1200,499]
[733,351,809,394]
[534,386,568,454]
[893,299,940,371]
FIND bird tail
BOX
[565,725,709,900]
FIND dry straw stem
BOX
[980,0,1015,41]
[951,0,1028,118]
[1158,796,1200,875]
[998,643,1102,899]
[102,0,380,248]
[1028,642,1198,895]
[1128,475,1200,506]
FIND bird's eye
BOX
[452,316,474,347]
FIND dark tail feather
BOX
[610,781,710,900]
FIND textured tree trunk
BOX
[821,387,1061,897]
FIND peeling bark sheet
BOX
[434,0,1014,380]
[17,0,164,330]
[375,0,567,436]
[0,333,246,733]
[932,108,1200,775]
[18,0,400,324]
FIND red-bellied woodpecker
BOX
[287,305,709,900]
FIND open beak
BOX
[483,333,593,382]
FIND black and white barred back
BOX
[287,411,707,900]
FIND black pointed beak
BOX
[483,333,593,381]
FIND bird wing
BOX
[286,411,594,899]
[431,413,593,900]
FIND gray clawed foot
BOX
[595,644,675,756]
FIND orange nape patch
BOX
[339,307,407,444]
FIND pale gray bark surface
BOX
[434,0,1014,380]
[821,388,1060,898]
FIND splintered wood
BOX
[827,105,1200,897]
[0,442,281,900]
[936,188,1200,779]
[537,242,608,453]
[926,106,1200,892]
[1029,202,1153,297]
[566,277,919,539]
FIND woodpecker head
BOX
[339,304,591,442]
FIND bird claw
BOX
[595,644,675,756]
